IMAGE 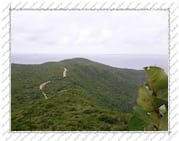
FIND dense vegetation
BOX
[11,58,146,131]
[12,88,131,131]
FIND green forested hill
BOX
[12,88,131,131]
[11,58,145,131]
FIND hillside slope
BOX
[12,88,131,131]
[11,58,145,131]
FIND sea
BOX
[11,54,168,73]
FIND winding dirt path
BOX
[39,81,51,99]
[39,67,68,99]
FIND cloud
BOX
[11,11,168,55]
[73,28,112,46]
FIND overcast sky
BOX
[11,10,168,55]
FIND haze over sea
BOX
[12,54,168,73]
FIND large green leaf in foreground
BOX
[129,66,168,131]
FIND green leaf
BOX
[128,115,144,131]
[144,66,168,94]
[137,86,154,111]
[159,112,168,131]
[157,88,168,101]
[154,98,168,109]
[129,66,168,131]
[129,107,159,131]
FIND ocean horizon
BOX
[11,54,168,72]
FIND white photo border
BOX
[0,1,178,141]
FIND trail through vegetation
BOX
[39,81,51,99]
[39,67,68,99]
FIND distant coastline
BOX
[11,54,168,72]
